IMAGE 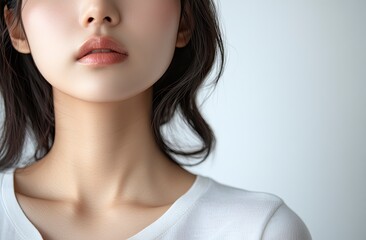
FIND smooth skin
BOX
[4,0,195,239]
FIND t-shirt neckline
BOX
[1,168,212,240]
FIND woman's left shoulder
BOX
[201,176,286,209]
[261,201,312,240]
[199,176,312,239]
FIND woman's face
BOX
[14,0,183,102]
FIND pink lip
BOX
[76,36,128,65]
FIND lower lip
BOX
[77,52,128,66]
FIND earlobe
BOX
[176,28,192,48]
[175,3,194,48]
[3,6,31,54]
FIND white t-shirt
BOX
[0,168,312,240]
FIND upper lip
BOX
[76,36,128,60]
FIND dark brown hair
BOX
[0,0,225,171]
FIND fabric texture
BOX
[0,168,312,240]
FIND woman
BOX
[0,0,312,239]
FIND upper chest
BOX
[15,193,172,240]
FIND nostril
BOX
[86,16,112,24]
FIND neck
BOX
[23,87,192,211]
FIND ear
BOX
[176,2,194,48]
[3,6,31,54]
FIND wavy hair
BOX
[0,0,225,171]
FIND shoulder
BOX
[0,170,20,238]
[261,202,312,240]
[0,169,11,185]
[198,176,285,212]
[193,176,312,239]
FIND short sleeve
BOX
[262,203,312,240]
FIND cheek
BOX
[136,2,181,36]
[125,1,181,74]
[125,0,180,58]
[22,1,73,38]
[21,2,75,77]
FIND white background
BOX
[186,1,366,239]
